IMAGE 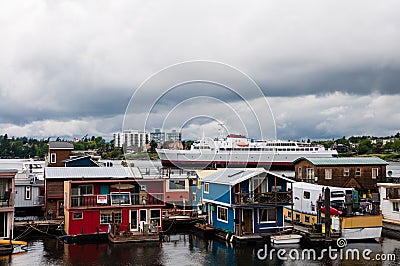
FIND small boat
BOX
[270,234,302,245]
[0,239,28,255]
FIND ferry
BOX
[284,182,382,240]
[156,134,337,169]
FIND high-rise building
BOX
[113,130,148,151]
[150,129,181,145]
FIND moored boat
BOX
[0,239,28,255]
[270,234,302,245]
[157,134,337,169]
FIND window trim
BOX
[79,184,94,195]
[325,168,332,180]
[50,153,56,164]
[393,202,399,212]
[72,212,83,220]
[204,182,209,194]
[343,168,349,176]
[372,168,379,179]
[25,186,32,200]
[306,168,314,180]
[258,208,276,224]
[149,209,161,227]
[216,206,228,223]
[356,168,361,176]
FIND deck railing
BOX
[233,191,292,205]
[70,193,164,208]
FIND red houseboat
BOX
[54,167,165,243]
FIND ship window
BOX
[217,206,228,223]
[204,183,209,193]
[303,191,311,199]
[393,202,399,212]
[259,208,276,223]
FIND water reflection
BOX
[1,234,399,266]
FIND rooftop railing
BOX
[233,191,292,206]
[70,192,164,208]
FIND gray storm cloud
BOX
[0,1,399,140]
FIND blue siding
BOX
[210,204,234,232]
[253,207,284,233]
[203,183,231,204]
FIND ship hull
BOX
[156,149,337,169]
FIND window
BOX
[204,183,209,194]
[305,216,310,223]
[79,184,93,195]
[259,208,276,223]
[50,153,56,164]
[192,192,196,201]
[306,168,314,180]
[150,209,161,227]
[140,209,147,222]
[311,202,316,212]
[295,214,300,221]
[73,212,83,220]
[325,169,332,180]
[372,168,379,179]
[356,168,361,176]
[25,186,31,200]
[303,191,311,199]
[111,192,131,205]
[393,202,399,212]
[298,167,302,179]
[344,168,349,176]
[100,212,121,224]
[169,179,186,190]
[217,206,228,223]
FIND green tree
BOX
[357,139,372,154]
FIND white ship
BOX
[156,134,338,169]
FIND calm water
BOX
[1,234,400,266]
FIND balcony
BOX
[233,191,292,206]
[70,193,164,208]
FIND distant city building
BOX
[150,129,181,146]
[113,130,149,151]
[166,129,182,142]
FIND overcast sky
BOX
[1,1,399,141]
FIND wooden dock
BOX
[292,224,338,243]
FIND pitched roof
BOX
[201,168,267,185]
[45,167,142,179]
[293,156,388,166]
[49,141,74,149]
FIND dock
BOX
[292,224,338,243]
[14,220,65,239]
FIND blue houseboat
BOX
[200,168,294,242]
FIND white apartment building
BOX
[113,130,149,151]
[150,129,182,145]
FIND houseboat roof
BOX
[45,167,142,179]
[48,141,74,149]
[293,156,388,166]
[201,168,267,185]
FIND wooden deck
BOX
[108,231,160,244]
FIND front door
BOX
[242,209,253,234]
[130,210,138,231]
